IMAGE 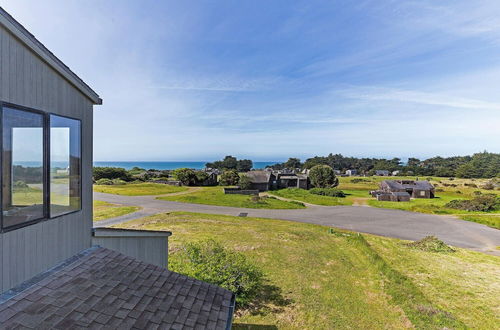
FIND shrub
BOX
[170,239,264,308]
[238,174,252,190]
[173,168,197,186]
[481,182,495,190]
[473,190,482,196]
[445,194,500,212]
[309,165,339,188]
[220,170,240,186]
[95,178,113,185]
[112,178,127,185]
[351,178,371,183]
[406,236,455,253]
[309,188,346,197]
[194,171,209,185]
[93,167,131,181]
[13,180,29,189]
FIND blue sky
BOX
[2,0,500,161]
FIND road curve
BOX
[93,192,500,255]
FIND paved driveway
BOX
[94,192,500,255]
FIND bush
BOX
[406,236,455,253]
[220,170,240,186]
[13,180,29,189]
[445,194,500,212]
[173,168,197,186]
[194,171,209,185]
[95,178,113,185]
[170,239,264,309]
[464,183,478,188]
[309,188,346,197]
[93,167,131,181]
[112,179,127,185]
[481,182,495,190]
[351,178,371,183]
[238,174,252,190]
[309,165,339,188]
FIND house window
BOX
[420,191,426,197]
[2,107,45,228]
[0,104,83,231]
[50,115,81,217]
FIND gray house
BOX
[0,7,233,328]
[245,170,276,191]
[381,180,435,198]
[375,170,390,176]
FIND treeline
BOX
[205,156,253,172]
[267,151,499,178]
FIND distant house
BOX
[379,180,435,198]
[373,191,411,202]
[245,170,277,191]
[375,170,390,176]
[333,169,341,175]
[392,170,400,176]
[277,173,309,190]
[346,169,358,176]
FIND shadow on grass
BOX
[240,281,293,316]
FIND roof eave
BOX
[0,7,102,105]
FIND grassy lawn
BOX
[93,183,188,196]
[269,188,352,206]
[115,212,500,329]
[157,186,305,209]
[93,200,141,221]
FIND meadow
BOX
[93,182,188,196]
[93,200,141,221]
[157,186,305,209]
[115,211,500,329]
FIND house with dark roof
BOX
[375,170,390,176]
[0,7,234,328]
[373,180,435,200]
[245,170,276,191]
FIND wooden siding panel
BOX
[0,24,94,293]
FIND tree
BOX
[219,170,240,186]
[173,168,197,186]
[309,165,339,188]
[238,174,252,190]
[237,159,253,172]
[284,158,302,169]
[195,171,209,185]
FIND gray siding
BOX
[0,24,94,293]
[92,236,169,268]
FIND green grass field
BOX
[115,212,500,329]
[93,183,188,196]
[269,188,352,206]
[93,200,140,221]
[157,186,305,209]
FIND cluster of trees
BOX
[268,151,499,178]
[205,156,253,172]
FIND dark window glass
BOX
[2,107,45,228]
[50,115,81,217]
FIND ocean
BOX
[93,161,279,170]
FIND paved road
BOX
[94,192,500,255]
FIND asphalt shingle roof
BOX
[0,247,234,329]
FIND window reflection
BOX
[50,115,81,217]
[2,108,45,227]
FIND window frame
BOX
[0,101,83,233]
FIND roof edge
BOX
[93,227,173,238]
[0,7,102,105]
